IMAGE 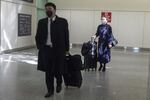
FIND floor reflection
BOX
[0,48,149,100]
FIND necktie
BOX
[46,18,52,47]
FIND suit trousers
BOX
[44,46,62,92]
[45,72,62,92]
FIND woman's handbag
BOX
[111,34,118,47]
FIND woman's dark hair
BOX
[45,2,56,10]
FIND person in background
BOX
[35,2,69,98]
[94,17,113,72]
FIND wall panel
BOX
[1,0,36,51]
[70,10,94,44]
[117,12,144,47]
[143,12,150,48]
[1,1,18,51]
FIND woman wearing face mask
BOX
[94,17,113,72]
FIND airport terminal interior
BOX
[0,0,150,100]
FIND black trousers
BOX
[44,46,63,92]
[45,72,62,92]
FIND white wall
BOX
[70,10,94,44]
[1,0,149,50]
[0,0,37,51]
[49,0,150,11]
[47,0,150,48]
[117,12,144,47]
[143,13,150,48]
[0,1,1,51]
[56,9,150,48]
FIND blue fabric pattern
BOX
[96,24,113,63]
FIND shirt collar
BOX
[48,16,56,21]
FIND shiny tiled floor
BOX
[0,48,150,100]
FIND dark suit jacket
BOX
[35,16,69,73]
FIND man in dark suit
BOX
[35,2,69,98]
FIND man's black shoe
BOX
[56,85,62,93]
[44,92,54,98]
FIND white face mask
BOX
[101,17,107,24]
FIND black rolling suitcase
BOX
[81,41,97,71]
[84,55,97,71]
[63,54,82,88]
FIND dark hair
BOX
[45,2,56,10]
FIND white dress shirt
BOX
[46,16,56,47]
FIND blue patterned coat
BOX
[96,24,113,63]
